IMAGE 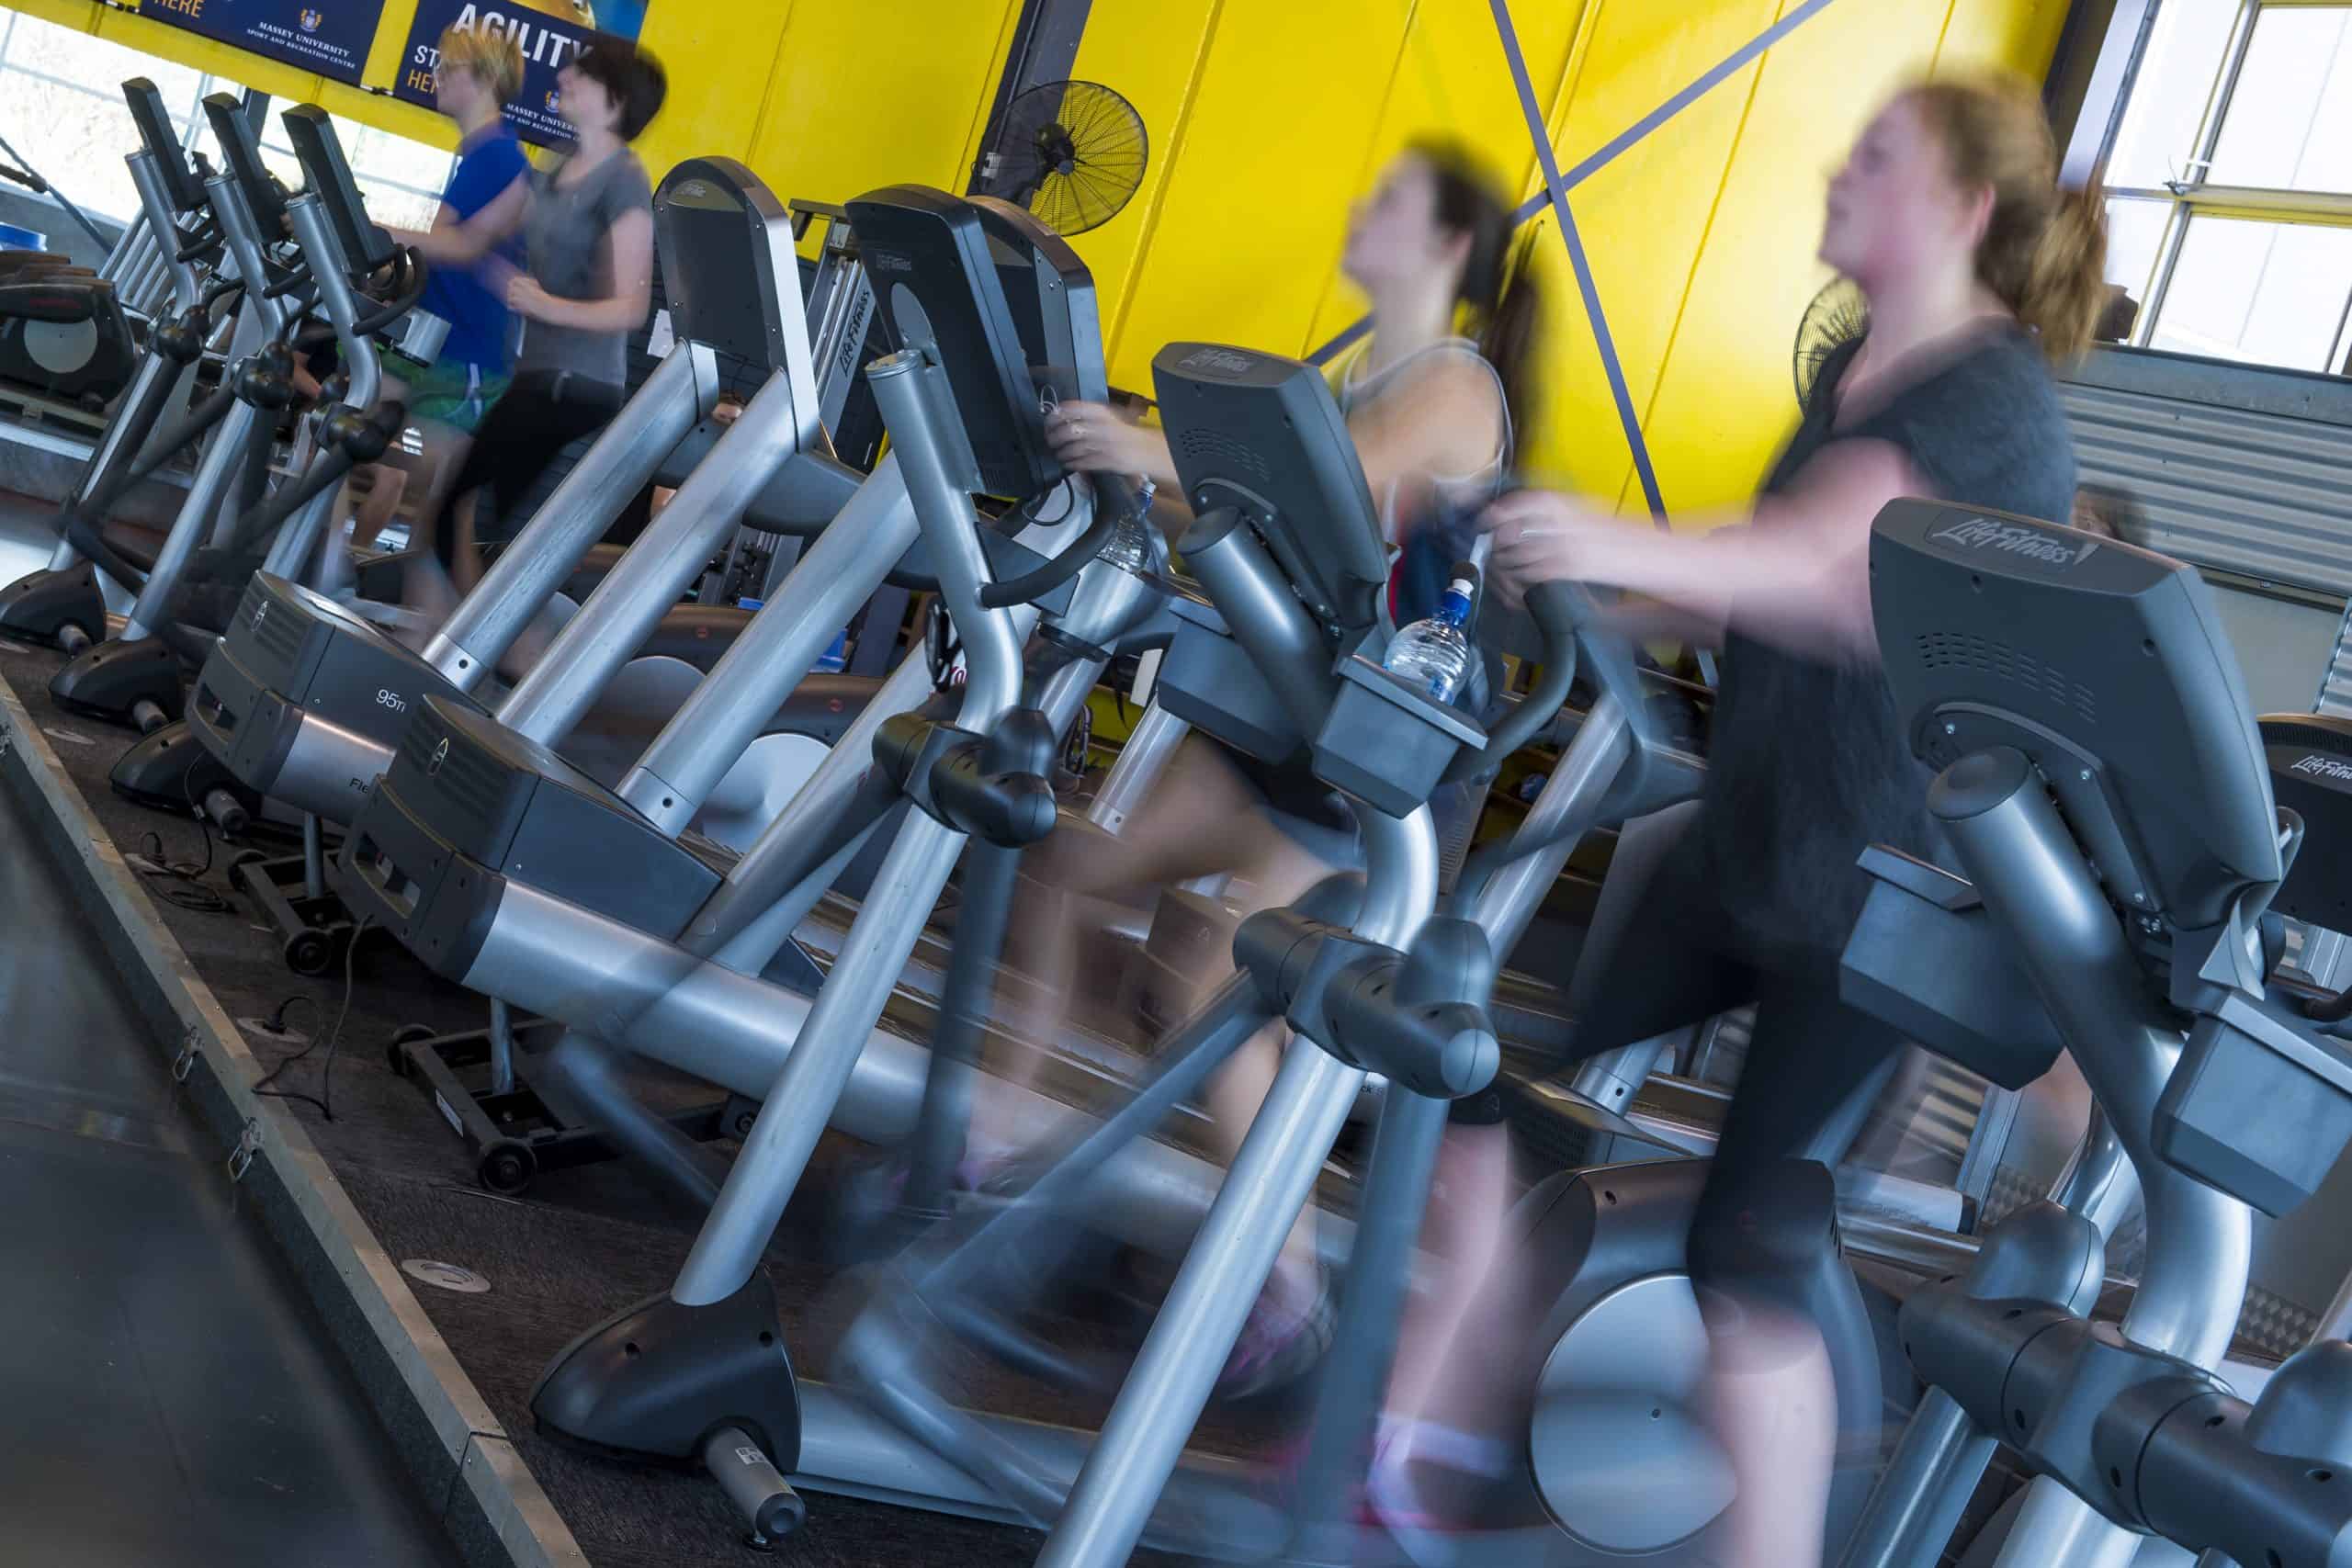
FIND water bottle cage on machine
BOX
[1231,907,1502,1101]
[872,706,1059,848]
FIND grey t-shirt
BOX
[514,149,654,387]
[1695,324,2078,966]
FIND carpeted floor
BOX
[0,634,1251,1567]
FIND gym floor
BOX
[0,507,458,1564]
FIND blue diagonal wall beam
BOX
[1555,0,1844,195]
[1308,0,1853,507]
[1487,0,1669,521]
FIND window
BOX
[0,11,453,241]
[2100,0,2352,375]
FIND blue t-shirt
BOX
[417,125,528,377]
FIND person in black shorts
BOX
[1372,73,2109,1563]
[390,37,667,635]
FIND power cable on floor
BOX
[136,828,231,913]
[251,919,368,1122]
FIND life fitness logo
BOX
[2291,753,2352,784]
[300,8,323,31]
[1927,515,2100,568]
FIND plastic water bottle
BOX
[814,629,848,673]
[1385,575,1476,704]
[1096,478,1159,575]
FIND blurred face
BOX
[555,61,619,137]
[434,62,484,120]
[1820,96,1990,289]
[1342,155,1468,293]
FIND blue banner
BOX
[393,1,651,151]
[130,0,382,85]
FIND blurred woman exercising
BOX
[1374,73,2107,1563]
[994,141,1540,1393]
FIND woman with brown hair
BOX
[1374,73,2109,1565]
[992,141,1540,1395]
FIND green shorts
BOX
[386,353,510,434]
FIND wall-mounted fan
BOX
[981,80,1148,237]
[1793,276,1870,410]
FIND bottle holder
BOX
[1310,651,1486,818]
[2155,987,2352,1216]
[1837,848,2064,1091]
[1155,594,1302,762]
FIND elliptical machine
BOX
[0,78,229,650]
[49,96,423,736]
[1826,503,2352,1568]
[0,221,137,404]
[181,154,863,842]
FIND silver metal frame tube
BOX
[1935,758,2251,1568]
[1085,700,1188,835]
[461,878,1350,1268]
[496,361,812,747]
[672,810,968,1305]
[424,344,717,689]
[613,459,917,831]
[1037,805,1441,1568]
[663,345,1035,1306]
[121,400,256,640]
[129,153,200,316]
[282,194,377,413]
[1938,764,2249,1367]
[123,171,277,639]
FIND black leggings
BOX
[1468,815,1905,1284]
[433,370,623,572]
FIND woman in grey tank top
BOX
[975,144,1542,1396]
[387,38,667,643]
[1376,76,2114,1563]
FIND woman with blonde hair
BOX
[375,25,530,594]
[1373,72,2109,1566]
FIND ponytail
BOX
[2019,185,2109,362]
[1907,73,2109,365]
[1408,137,1544,434]
[1480,226,1544,438]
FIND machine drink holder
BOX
[1826,502,2352,1568]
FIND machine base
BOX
[51,632,184,731]
[390,1019,750,1196]
[230,848,385,976]
[0,559,107,650]
[113,718,264,830]
[530,1276,804,1470]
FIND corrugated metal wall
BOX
[2062,349,2352,715]
[2062,362,2352,601]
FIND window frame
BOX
[2102,0,2352,372]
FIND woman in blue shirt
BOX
[382,25,530,608]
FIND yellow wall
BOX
[3,0,1022,243]
[12,0,2068,512]
[1064,0,2071,512]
